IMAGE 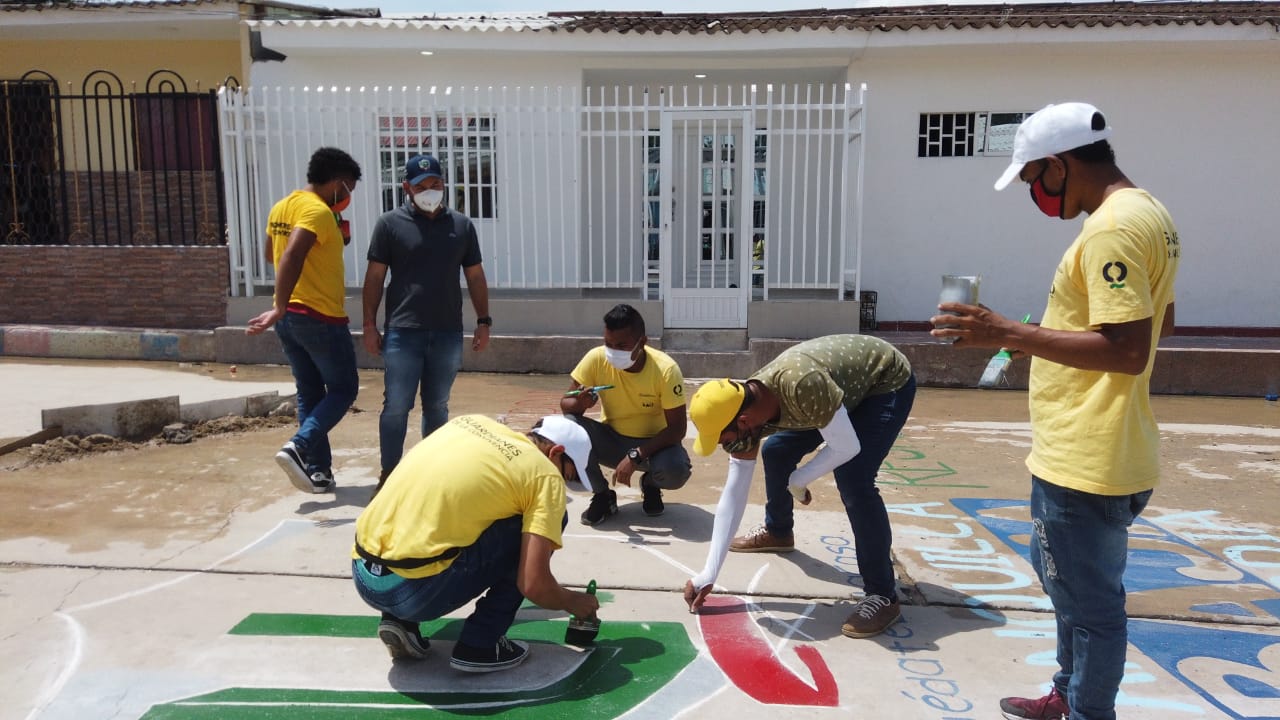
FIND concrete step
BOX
[660,329,749,352]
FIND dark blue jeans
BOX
[762,374,916,599]
[378,328,464,474]
[275,313,359,476]
[1031,476,1152,720]
[352,515,525,648]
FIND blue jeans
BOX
[762,374,916,599]
[352,515,525,648]
[1031,476,1152,720]
[378,328,464,474]
[275,313,359,476]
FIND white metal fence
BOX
[218,83,864,301]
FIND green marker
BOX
[565,385,614,397]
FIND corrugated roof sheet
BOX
[249,3,1280,33]
[542,3,1280,34]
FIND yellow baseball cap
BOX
[689,379,746,456]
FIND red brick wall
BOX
[0,246,228,329]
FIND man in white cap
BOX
[351,414,599,674]
[931,102,1180,720]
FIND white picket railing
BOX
[218,83,864,301]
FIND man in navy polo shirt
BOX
[362,154,491,496]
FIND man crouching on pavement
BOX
[352,414,601,673]
[683,335,916,639]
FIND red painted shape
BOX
[698,595,839,706]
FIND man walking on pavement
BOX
[362,154,491,495]
[683,334,916,639]
[248,146,362,495]
[931,102,1180,720]
[561,304,691,524]
[352,414,601,673]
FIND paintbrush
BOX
[978,314,1032,388]
[564,579,600,647]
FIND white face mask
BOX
[604,346,637,370]
[413,188,444,214]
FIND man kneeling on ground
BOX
[561,303,692,525]
[352,414,600,673]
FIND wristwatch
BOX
[476,316,492,326]
[627,447,643,463]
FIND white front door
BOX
[660,110,752,329]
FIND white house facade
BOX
[226,5,1280,335]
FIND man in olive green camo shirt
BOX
[686,335,916,638]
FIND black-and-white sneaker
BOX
[310,471,336,494]
[378,617,430,660]
[275,441,315,493]
[449,636,530,673]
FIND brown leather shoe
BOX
[841,594,901,638]
[729,526,795,553]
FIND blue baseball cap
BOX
[404,154,443,185]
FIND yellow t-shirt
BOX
[352,414,566,579]
[571,346,686,438]
[266,190,347,319]
[1027,188,1180,496]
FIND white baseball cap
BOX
[994,102,1112,191]
[533,415,593,491]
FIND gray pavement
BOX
[2,361,1279,720]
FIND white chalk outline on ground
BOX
[25,519,311,720]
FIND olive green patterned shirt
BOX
[750,335,911,431]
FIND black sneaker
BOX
[642,484,665,516]
[275,441,318,493]
[371,468,391,500]
[580,490,618,526]
[449,636,529,673]
[377,616,430,660]
[310,470,336,494]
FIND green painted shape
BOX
[228,613,377,638]
[143,617,696,719]
[521,590,613,610]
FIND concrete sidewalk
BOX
[2,364,1278,719]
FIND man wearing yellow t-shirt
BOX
[931,103,1179,720]
[560,304,691,524]
[247,147,362,495]
[352,414,600,673]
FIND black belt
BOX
[354,536,461,571]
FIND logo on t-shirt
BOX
[1102,261,1128,289]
